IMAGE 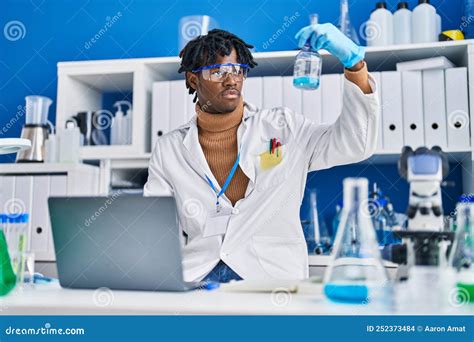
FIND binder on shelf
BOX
[263,76,283,109]
[371,72,383,151]
[152,81,170,149]
[31,176,50,257]
[282,76,302,115]
[401,71,425,149]
[445,67,471,149]
[422,69,448,149]
[186,89,195,122]
[243,77,263,110]
[169,80,189,131]
[14,176,33,250]
[396,56,454,72]
[321,74,342,125]
[381,71,404,151]
[302,82,322,124]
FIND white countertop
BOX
[0,283,470,316]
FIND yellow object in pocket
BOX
[259,147,283,170]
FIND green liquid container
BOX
[0,229,16,296]
[450,202,474,303]
[457,282,474,302]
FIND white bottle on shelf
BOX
[111,103,125,145]
[58,120,81,163]
[125,105,132,145]
[44,120,58,163]
[366,2,393,47]
[412,0,438,43]
[436,13,442,37]
[394,2,412,44]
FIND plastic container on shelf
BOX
[394,2,412,44]
[366,2,394,47]
[412,0,438,43]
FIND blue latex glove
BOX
[295,23,365,69]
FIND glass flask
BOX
[293,14,323,90]
[338,0,360,44]
[323,178,389,303]
[0,215,16,296]
[450,202,474,303]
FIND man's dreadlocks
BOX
[178,29,258,102]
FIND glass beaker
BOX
[450,202,474,303]
[323,178,389,303]
[25,95,52,126]
[293,14,322,90]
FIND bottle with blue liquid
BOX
[293,14,323,91]
[323,178,389,304]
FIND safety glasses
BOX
[192,63,249,82]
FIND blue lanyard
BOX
[205,152,240,213]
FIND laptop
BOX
[48,196,200,292]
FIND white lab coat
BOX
[144,75,380,282]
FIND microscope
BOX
[388,146,455,280]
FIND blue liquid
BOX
[324,283,369,303]
[293,76,320,90]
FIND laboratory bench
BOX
[34,255,399,281]
[0,282,471,316]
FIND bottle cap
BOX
[65,120,76,129]
[418,0,430,4]
[397,2,409,10]
[376,2,387,9]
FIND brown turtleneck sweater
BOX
[196,64,371,206]
[197,99,249,206]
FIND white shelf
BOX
[0,162,99,174]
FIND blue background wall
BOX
[0,0,466,223]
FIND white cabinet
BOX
[0,163,99,261]
[55,41,474,194]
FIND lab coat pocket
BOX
[252,236,307,279]
[254,143,289,193]
[258,144,286,171]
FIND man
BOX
[144,24,379,283]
